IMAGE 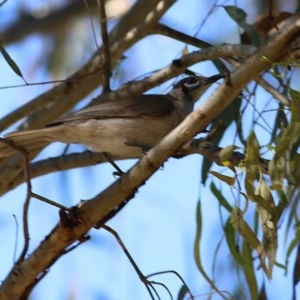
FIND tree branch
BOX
[0,0,99,45]
[4,136,270,194]
[152,23,291,107]
[0,14,299,298]
[0,0,175,195]
[0,42,281,194]
[0,0,172,133]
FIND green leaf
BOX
[223,5,261,46]
[230,206,271,278]
[244,131,261,201]
[0,43,25,81]
[210,182,232,212]
[285,188,299,244]
[289,153,300,185]
[293,242,300,286]
[202,96,242,184]
[230,207,262,252]
[193,200,225,297]
[224,5,247,23]
[209,170,236,185]
[285,227,300,275]
[270,103,288,144]
[177,284,188,300]
[242,240,258,300]
[272,123,300,163]
[258,283,267,300]
[255,172,278,276]
[276,189,289,220]
[269,88,300,188]
[290,88,300,122]
[224,218,246,265]
[255,172,274,204]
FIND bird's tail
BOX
[0,129,52,158]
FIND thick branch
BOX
[0,0,98,45]
[6,138,270,192]
[152,24,291,107]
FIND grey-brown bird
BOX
[0,74,224,158]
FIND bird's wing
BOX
[47,95,175,126]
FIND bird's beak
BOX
[189,73,225,102]
[195,74,225,88]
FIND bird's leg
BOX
[102,152,124,176]
[125,139,151,154]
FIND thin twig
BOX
[268,0,276,31]
[19,153,31,262]
[12,214,19,263]
[83,0,100,50]
[0,0,8,8]
[98,0,111,92]
[146,270,194,299]
[101,225,157,299]
[6,141,33,264]
[153,23,212,48]
[257,75,290,106]
[31,193,70,211]
[0,139,33,263]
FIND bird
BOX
[0,74,224,159]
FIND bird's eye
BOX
[186,77,197,84]
[182,77,199,93]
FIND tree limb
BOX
[0,0,99,45]
[0,14,299,299]
[0,0,175,195]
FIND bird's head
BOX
[170,74,225,103]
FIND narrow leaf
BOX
[242,240,258,300]
[209,170,236,186]
[244,132,260,201]
[224,5,247,23]
[193,200,225,297]
[293,242,300,287]
[286,229,300,275]
[210,182,232,212]
[0,43,25,80]
[177,284,188,300]
[224,218,246,265]
[223,6,261,46]
[230,207,271,278]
